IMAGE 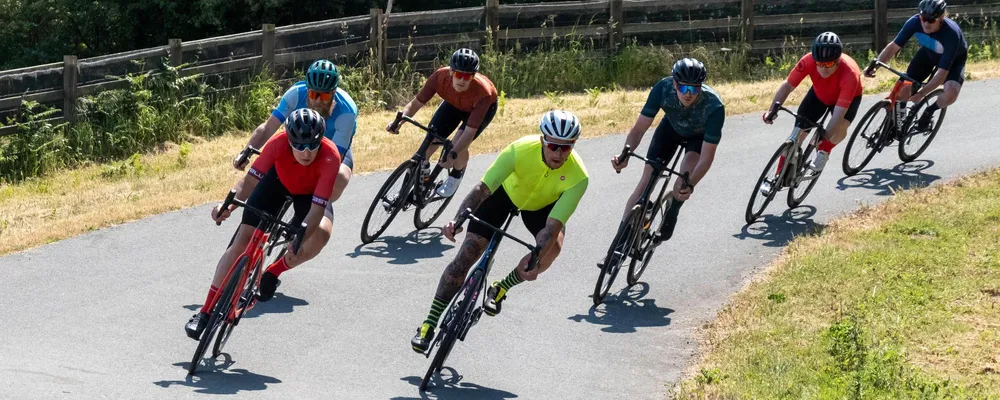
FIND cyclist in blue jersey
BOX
[231,59,358,299]
[611,58,724,246]
[866,0,966,131]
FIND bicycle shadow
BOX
[180,293,308,319]
[569,283,673,334]
[735,206,824,247]
[836,160,941,196]
[347,229,456,265]
[153,358,281,395]
[396,368,518,400]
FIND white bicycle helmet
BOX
[539,110,582,141]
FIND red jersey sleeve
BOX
[787,54,813,88]
[310,139,342,207]
[248,131,286,180]
[416,68,447,104]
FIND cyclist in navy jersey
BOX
[867,0,966,131]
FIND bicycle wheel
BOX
[787,139,822,208]
[413,167,455,230]
[212,257,262,358]
[594,205,642,305]
[745,142,791,224]
[361,160,415,244]
[843,101,890,176]
[898,89,946,162]
[628,196,669,286]
[420,269,484,392]
[189,256,247,375]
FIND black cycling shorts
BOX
[428,100,498,141]
[467,185,554,240]
[242,167,313,229]
[646,117,702,163]
[906,47,967,85]
[795,88,862,128]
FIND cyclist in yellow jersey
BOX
[411,110,589,353]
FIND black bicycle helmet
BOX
[286,108,326,146]
[450,48,480,73]
[918,0,947,20]
[671,58,707,84]
[811,32,843,63]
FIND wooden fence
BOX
[2,0,1000,137]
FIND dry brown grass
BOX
[2,60,1000,256]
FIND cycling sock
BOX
[449,168,465,179]
[199,286,219,314]
[659,199,685,239]
[265,256,292,278]
[423,295,448,328]
[497,268,524,293]
[818,138,836,153]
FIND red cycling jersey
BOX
[248,131,341,207]
[416,67,499,130]
[787,53,864,108]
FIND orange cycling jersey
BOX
[248,131,342,207]
[787,53,863,108]
[416,67,498,130]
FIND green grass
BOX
[679,170,1000,399]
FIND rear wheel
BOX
[787,139,821,208]
[361,160,415,243]
[594,205,642,305]
[414,166,455,230]
[898,89,946,162]
[843,101,890,176]
[745,142,790,224]
[420,269,483,392]
[189,256,246,375]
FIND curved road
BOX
[2,80,999,399]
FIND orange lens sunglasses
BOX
[452,71,475,80]
[308,90,333,102]
[815,60,838,68]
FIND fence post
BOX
[874,0,888,50]
[262,23,276,75]
[609,0,624,50]
[62,55,78,124]
[369,8,386,76]
[168,39,183,67]
[741,0,755,46]
[486,0,500,51]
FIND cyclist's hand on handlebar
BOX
[611,154,629,173]
[909,91,926,104]
[232,150,250,170]
[674,177,694,201]
[763,102,780,124]
[385,120,400,134]
[443,220,463,242]
[212,203,235,225]
[864,61,878,78]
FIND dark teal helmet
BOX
[306,59,339,92]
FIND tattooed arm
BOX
[533,218,564,264]
[443,182,492,242]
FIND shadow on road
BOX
[180,293,308,319]
[347,229,455,265]
[836,160,941,196]
[734,206,824,247]
[154,358,281,395]
[396,367,518,400]
[569,283,673,333]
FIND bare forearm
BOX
[876,43,901,64]
[402,99,425,117]
[689,156,714,187]
[454,182,492,221]
[452,127,477,153]
[234,175,259,201]
[772,81,796,106]
[921,69,949,95]
[625,116,655,149]
[535,219,563,255]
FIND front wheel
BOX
[212,257,262,358]
[745,142,791,224]
[414,166,455,230]
[189,256,246,375]
[843,100,890,176]
[420,269,483,392]
[898,89,946,162]
[628,194,669,286]
[361,160,415,244]
[594,205,642,305]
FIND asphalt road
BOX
[2,79,998,399]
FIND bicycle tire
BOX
[843,100,890,176]
[898,89,946,162]
[628,192,669,286]
[420,269,484,391]
[594,205,642,305]
[413,167,455,230]
[188,256,246,375]
[745,142,791,224]
[787,139,821,208]
[361,160,415,244]
[212,257,262,358]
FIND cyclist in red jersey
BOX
[388,48,499,198]
[184,109,341,339]
[763,32,863,176]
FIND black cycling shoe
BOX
[484,284,506,317]
[185,312,210,340]
[653,213,679,245]
[916,109,935,132]
[258,272,281,302]
[411,323,435,353]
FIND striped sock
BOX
[423,296,448,328]
[497,269,524,293]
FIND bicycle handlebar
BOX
[216,189,307,254]
[774,104,827,134]
[456,208,541,272]
[235,145,261,168]
[870,60,924,92]
[615,145,691,188]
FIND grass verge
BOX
[1,60,999,256]
[677,168,1000,398]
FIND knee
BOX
[942,84,961,104]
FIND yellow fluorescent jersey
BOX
[481,135,589,224]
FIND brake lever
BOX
[215,189,237,226]
[615,145,631,174]
[291,222,306,255]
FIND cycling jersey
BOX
[787,53,863,108]
[894,15,968,70]
[271,82,358,162]
[481,135,589,224]
[248,131,341,208]
[416,67,498,130]
[640,77,725,144]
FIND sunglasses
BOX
[920,15,939,24]
[815,60,838,68]
[542,137,575,152]
[452,70,475,80]
[290,141,320,152]
[307,90,333,102]
[678,84,702,95]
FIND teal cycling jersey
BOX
[640,77,725,144]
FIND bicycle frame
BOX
[388,111,455,206]
[775,106,828,187]
[875,60,932,140]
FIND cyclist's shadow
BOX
[396,367,518,400]
[347,229,455,265]
[735,206,824,247]
[569,283,673,333]
[154,358,281,395]
[180,293,309,319]
[836,160,941,196]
